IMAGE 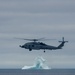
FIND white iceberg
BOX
[22,57,50,70]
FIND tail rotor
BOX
[59,37,68,43]
[58,37,68,49]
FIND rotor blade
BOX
[14,37,56,41]
[14,38,36,41]
[14,37,26,40]
[40,39,56,41]
[24,39,38,41]
[14,38,45,41]
[24,38,45,41]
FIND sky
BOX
[0,0,75,69]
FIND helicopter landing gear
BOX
[44,50,45,53]
[29,49,32,51]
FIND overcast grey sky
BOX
[0,0,75,69]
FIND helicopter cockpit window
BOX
[40,42,46,45]
[32,45,34,47]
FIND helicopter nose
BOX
[19,45,22,47]
[19,45,24,48]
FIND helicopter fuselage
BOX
[19,37,68,52]
[20,42,59,51]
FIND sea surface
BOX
[0,69,75,75]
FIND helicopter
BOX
[19,37,68,52]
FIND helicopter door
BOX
[33,44,40,50]
[31,44,36,49]
[28,44,35,49]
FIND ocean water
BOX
[0,69,75,75]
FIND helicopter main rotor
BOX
[15,37,56,42]
[23,38,45,42]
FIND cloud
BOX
[0,0,75,68]
[0,0,75,13]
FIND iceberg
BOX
[22,57,50,70]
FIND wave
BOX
[22,57,50,70]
